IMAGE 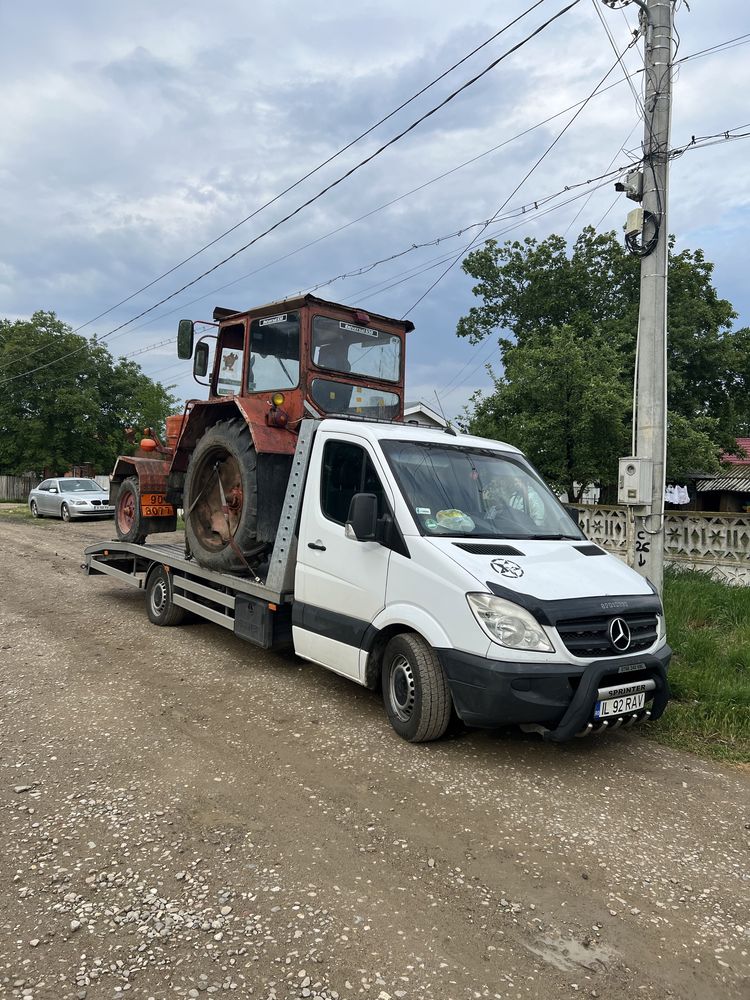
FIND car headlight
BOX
[467,593,554,652]
[71,500,88,505]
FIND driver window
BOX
[321,440,386,525]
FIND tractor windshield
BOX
[248,312,300,392]
[312,316,401,383]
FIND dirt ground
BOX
[0,514,748,1000]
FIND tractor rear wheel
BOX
[183,418,258,572]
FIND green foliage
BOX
[458,227,742,486]
[0,311,178,476]
[460,325,630,500]
[645,568,750,762]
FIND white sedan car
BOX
[28,477,114,521]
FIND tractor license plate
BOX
[595,692,646,719]
[141,493,174,517]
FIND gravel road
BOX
[0,515,748,1000]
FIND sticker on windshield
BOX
[259,313,287,326]
[491,558,524,579]
[416,507,431,515]
[436,509,475,532]
[340,321,379,338]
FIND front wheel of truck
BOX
[382,633,452,742]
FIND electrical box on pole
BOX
[618,456,653,505]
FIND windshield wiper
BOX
[525,533,581,540]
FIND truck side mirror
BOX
[177,319,195,359]
[346,493,378,541]
[193,341,209,378]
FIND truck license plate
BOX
[595,692,646,718]
[141,493,174,517]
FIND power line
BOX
[5,125,748,392]
[0,0,585,388]
[400,27,636,319]
[71,0,553,337]
[6,31,738,377]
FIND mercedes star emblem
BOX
[608,617,632,652]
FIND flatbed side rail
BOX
[83,540,290,604]
[83,540,294,649]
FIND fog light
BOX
[271,392,285,407]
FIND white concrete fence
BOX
[572,504,750,586]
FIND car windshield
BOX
[59,479,101,493]
[381,441,583,539]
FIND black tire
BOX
[381,633,452,742]
[61,502,71,522]
[115,476,147,544]
[146,566,186,626]
[30,500,42,519]
[183,418,258,572]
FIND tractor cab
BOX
[179,295,412,428]
[110,296,413,571]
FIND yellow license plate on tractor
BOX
[141,493,175,517]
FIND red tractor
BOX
[110,295,413,573]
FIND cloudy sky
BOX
[2,0,749,418]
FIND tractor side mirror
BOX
[345,493,378,541]
[193,341,209,378]
[177,319,195,359]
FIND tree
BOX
[457,227,739,487]
[0,311,178,475]
[461,325,631,501]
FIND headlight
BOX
[72,499,88,505]
[467,593,554,652]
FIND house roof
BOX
[696,465,750,492]
[403,401,448,427]
[722,437,750,465]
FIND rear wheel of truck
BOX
[146,565,186,626]
[382,633,452,742]
[183,418,258,573]
[115,476,147,544]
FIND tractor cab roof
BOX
[212,294,414,332]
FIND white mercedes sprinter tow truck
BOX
[85,417,671,743]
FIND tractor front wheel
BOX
[115,476,147,544]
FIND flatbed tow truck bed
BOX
[84,540,293,649]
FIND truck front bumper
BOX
[436,645,671,742]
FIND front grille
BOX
[556,613,658,658]
[91,499,102,505]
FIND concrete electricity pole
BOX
[609,0,674,595]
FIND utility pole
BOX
[610,0,674,595]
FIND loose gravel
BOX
[0,517,748,1000]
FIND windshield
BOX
[310,379,400,419]
[381,442,583,539]
[312,316,401,382]
[60,479,101,493]
[248,312,300,392]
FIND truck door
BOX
[294,434,393,681]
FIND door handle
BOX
[307,540,327,551]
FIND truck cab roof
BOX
[316,417,522,455]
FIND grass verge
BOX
[643,568,750,763]
[0,502,32,519]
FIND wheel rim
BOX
[189,446,244,552]
[117,489,136,534]
[31,501,37,517]
[150,577,168,616]
[61,504,69,521]
[389,654,416,723]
